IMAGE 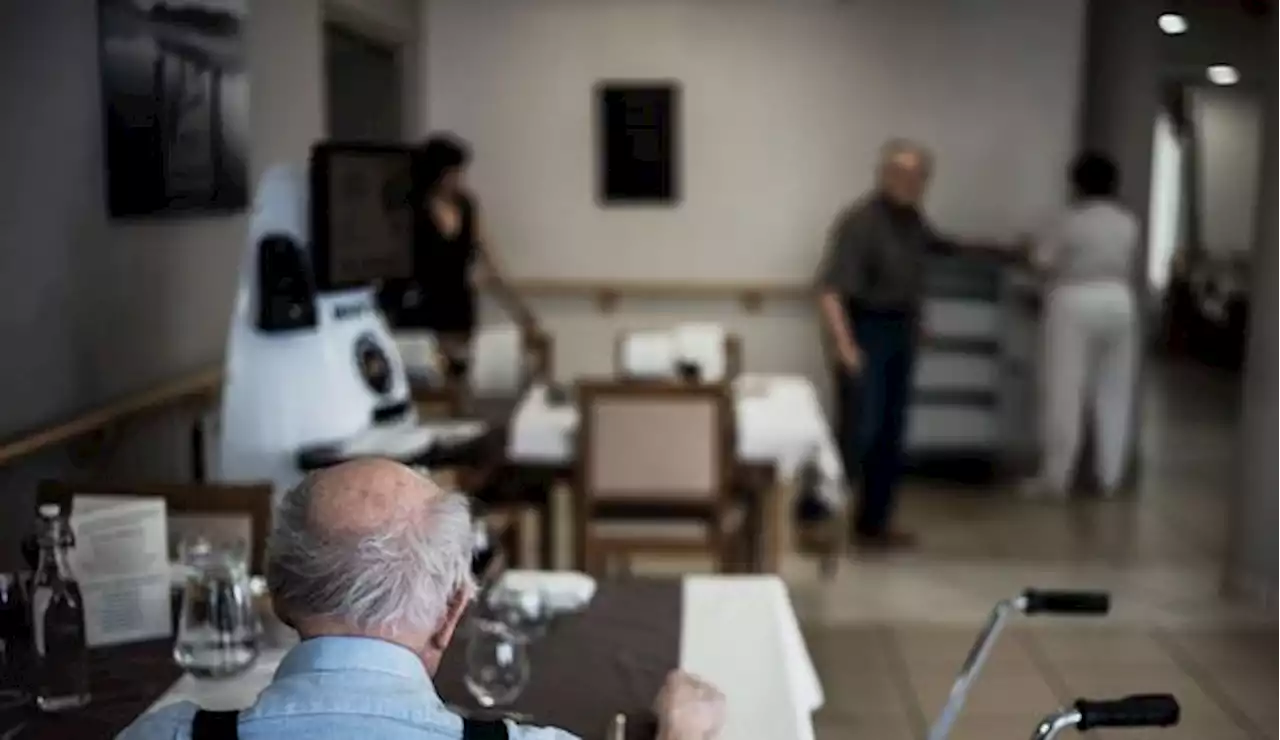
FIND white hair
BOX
[879,138,934,171]
[266,473,474,636]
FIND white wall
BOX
[1190,86,1264,258]
[0,0,418,566]
[423,0,1085,381]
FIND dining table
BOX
[2,575,822,740]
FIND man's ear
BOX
[270,595,295,629]
[429,584,473,651]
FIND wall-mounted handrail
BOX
[0,367,222,470]
[506,279,812,313]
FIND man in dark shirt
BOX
[814,140,952,549]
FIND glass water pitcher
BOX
[173,539,260,678]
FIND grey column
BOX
[1225,50,1277,606]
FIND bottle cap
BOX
[37,503,61,518]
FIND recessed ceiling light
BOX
[1158,13,1188,34]
[1207,64,1240,86]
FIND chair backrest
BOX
[575,381,734,511]
[614,326,742,383]
[37,480,274,574]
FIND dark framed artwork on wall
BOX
[98,0,250,218]
[596,80,680,205]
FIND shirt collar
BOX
[275,636,435,689]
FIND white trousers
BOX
[1040,282,1138,494]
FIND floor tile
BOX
[812,711,917,740]
[1026,626,1178,667]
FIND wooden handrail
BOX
[507,279,811,313]
[0,367,223,469]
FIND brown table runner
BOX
[0,640,181,739]
[436,579,682,740]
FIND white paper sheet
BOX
[620,330,677,379]
[470,324,524,394]
[673,323,728,382]
[68,496,173,647]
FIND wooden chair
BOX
[614,328,742,383]
[573,381,750,575]
[37,480,274,575]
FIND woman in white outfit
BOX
[1029,152,1140,497]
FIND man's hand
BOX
[835,338,863,376]
[654,670,726,740]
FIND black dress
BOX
[385,194,479,336]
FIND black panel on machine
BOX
[256,235,318,333]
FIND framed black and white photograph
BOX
[596,81,680,205]
[98,0,249,218]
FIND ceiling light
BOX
[1206,64,1240,86]
[1158,13,1188,34]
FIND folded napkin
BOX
[494,570,597,614]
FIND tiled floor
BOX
[789,361,1276,740]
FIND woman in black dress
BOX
[386,134,538,380]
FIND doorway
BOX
[324,23,404,142]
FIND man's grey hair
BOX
[266,474,474,636]
[878,138,934,172]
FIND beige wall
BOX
[423,0,1086,384]
[0,0,417,567]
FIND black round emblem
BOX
[355,334,392,395]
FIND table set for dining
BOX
[0,572,823,740]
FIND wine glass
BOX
[463,618,530,709]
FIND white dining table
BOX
[146,575,823,740]
[508,374,847,508]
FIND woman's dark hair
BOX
[414,134,471,194]
[1070,151,1120,199]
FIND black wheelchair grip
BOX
[1075,694,1180,730]
[1021,589,1110,615]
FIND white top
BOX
[1035,200,1139,288]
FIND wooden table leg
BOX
[539,501,555,570]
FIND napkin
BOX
[494,570,597,613]
[620,331,676,379]
[673,323,728,382]
[470,324,525,394]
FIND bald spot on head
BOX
[304,459,441,538]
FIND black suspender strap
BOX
[462,717,510,740]
[191,709,241,740]
[191,708,506,739]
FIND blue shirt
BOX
[117,636,579,740]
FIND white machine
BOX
[217,143,444,494]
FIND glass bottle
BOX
[30,504,91,712]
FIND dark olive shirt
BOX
[815,193,954,314]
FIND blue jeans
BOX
[836,306,916,537]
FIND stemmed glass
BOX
[463,617,530,709]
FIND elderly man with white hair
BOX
[816,139,1018,550]
[118,458,725,740]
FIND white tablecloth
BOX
[147,576,822,740]
[509,374,846,506]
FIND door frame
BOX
[322,0,419,140]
